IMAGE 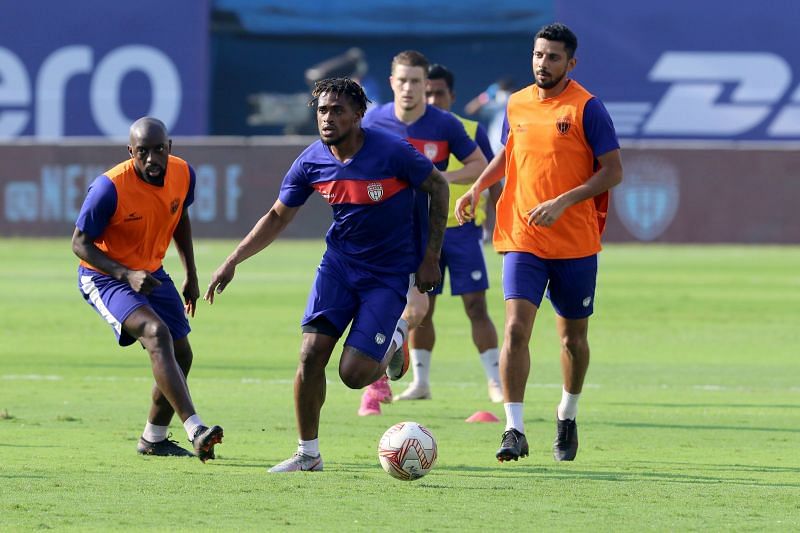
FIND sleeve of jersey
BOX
[583,97,621,158]
[446,114,479,161]
[475,123,495,161]
[500,106,510,146]
[278,157,314,207]
[185,164,196,208]
[395,139,434,188]
[75,175,117,239]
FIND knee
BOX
[404,297,429,329]
[338,358,373,390]
[560,334,589,358]
[339,371,367,390]
[505,320,530,350]
[174,343,193,373]
[297,346,327,380]
[464,297,489,322]
[140,320,171,347]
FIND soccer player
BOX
[72,117,223,462]
[455,23,623,462]
[391,63,503,403]
[357,50,488,415]
[204,78,449,472]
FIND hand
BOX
[182,274,200,317]
[414,255,442,294]
[204,260,236,304]
[124,270,161,295]
[526,198,566,227]
[454,187,479,225]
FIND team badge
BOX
[367,182,384,201]
[424,143,439,160]
[613,156,680,241]
[556,116,572,135]
[375,333,386,345]
[170,198,180,214]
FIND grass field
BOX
[1,238,799,531]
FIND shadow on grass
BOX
[197,458,800,490]
[427,462,800,489]
[0,442,57,448]
[605,421,800,433]
[606,402,800,410]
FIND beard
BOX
[321,132,346,146]
[535,70,566,90]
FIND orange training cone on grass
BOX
[465,411,500,423]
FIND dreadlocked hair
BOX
[309,77,371,116]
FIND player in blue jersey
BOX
[390,63,503,403]
[204,78,449,472]
[357,50,488,415]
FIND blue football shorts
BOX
[502,251,598,319]
[78,265,191,346]
[301,252,410,361]
[432,222,490,296]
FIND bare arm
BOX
[454,146,506,225]
[204,199,299,303]
[415,168,449,292]
[71,227,162,294]
[172,209,199,316]
[528,148,623,227]
[442,146,488,185]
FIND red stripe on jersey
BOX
[313,177,408,205]
[407,139,450,164]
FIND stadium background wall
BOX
[1,140,798,243]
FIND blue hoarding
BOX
[0,0,209,138]
[558,1,800,140]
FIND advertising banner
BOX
[1,141,797,243]
[559,1,800,140]
[0,0,209,139]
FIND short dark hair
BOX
[391,50,429,75]
[535,22,578,59]
[309,77,371,116]
[427,64,454,92]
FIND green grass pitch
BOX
[1,238,798,531]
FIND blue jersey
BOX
[363,103,477,262]
[362,103,478,170]
[279,127,433,274]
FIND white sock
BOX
[558,387,580,421]
[409,349,432,387]
[504,402,524,433]
[297,438,320,458]
[142,422,168,443]
[479,348,500,383]
[183,414,205,441]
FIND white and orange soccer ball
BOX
[378,421,437,481]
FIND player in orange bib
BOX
[456,23,623,463]
[72,117,223,462]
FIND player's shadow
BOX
[606,401,799,410]
[605,421,800,433]
[431,462,800,489]
[0,442,58,448]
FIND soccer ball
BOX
[378,421,437,481]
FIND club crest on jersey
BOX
[375,333,386,345]
[170,198,180,214]
[556,116,572,135]
[423,143,439,160]
[367,182,384,202]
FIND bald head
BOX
[129,117,169,146]
[128,117,171,184]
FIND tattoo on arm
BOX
[419,170,449,254]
